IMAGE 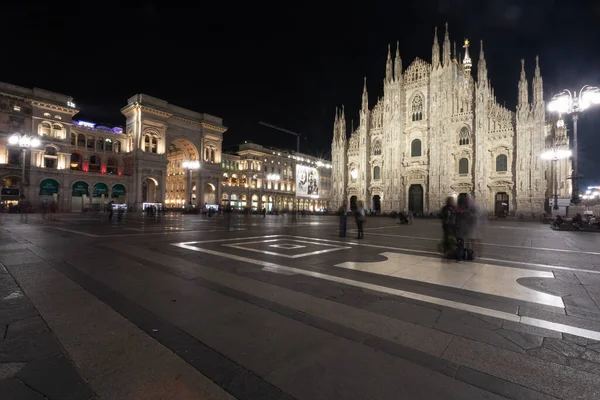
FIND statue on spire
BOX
[462,39,472,75]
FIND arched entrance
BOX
[111,184,127,204]
[142,178,158,204]
[39,179,60,205]
[204,183,216,205]
[71,181,89,212]
[350,196,357,211]
[408,185,423,215]
[92,182,108,210]
[166,139,199,207]
[495,192,509,217]
[372,195,381,213]
[457,193,469,208]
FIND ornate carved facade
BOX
[331,25,571,215]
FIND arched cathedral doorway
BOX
[408,185,423,215]
[372,195,381,213]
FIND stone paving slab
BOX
[4,250,236,400]
[443,336,600,400]
[0,262,95,400]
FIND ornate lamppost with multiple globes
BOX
[541,147,572,212]
[8,133,41,195]
[547,86,600,203]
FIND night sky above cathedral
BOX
[2,0,600,184]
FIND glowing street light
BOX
[541,147,572,210]
[8,133,41,191]
[547,85,600,203]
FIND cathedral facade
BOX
[331,24,571,216]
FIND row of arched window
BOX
[367,154,509,181]
[71,133,122,153]
[457,155,508,175]
[69,153,119,174]
[39,122,65,138]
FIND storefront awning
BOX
[72,181,89,196]
[111,184,126,198]
[92,182,109,197]
[39,179,59,196]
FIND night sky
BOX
[2,0,600,185]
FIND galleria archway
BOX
[165,139,200,208]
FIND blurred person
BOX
[460,195,484,258]
[440,197,457,257]
[338,199,349,237]
[355,200,366,239]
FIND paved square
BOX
[222,238,350,258]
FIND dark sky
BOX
[2,0,600,185]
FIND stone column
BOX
[196,173,204,208]
[216,178,222,208]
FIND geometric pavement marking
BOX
[222,238,350,259]
[172,237,600,341]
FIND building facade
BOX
[0,82,226,211]
[0,82,332,213]
[221,142,331,212]
[331,25,571,215]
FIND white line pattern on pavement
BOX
[173,237,600,341]
[292,235,600,275]
[349,231,600,256]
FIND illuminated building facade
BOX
[0,82,226,211]
[331,25,571,215]
[221,142,331,212]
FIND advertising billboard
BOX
[296,164,319,197]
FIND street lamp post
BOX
[182,160,200,207]
[541,148,572,212]
[8,133,41,196]
[547,85,600,203]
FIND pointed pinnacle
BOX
[387,44,391,59]
[396,40,400,56]
[445,22,449,39]
[480,40,484,59]
[434,26,438,43]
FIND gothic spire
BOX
[394,41,402,80]
[442,22,451,66]
[452,41,457,62]
[432,26,440,68]
[533,55,544,105]
[385,44,393,83]
[477,40,487,83]
[362,77,368,111]
[518,59,529,108]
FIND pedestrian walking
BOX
[355,200,366,239]
[108,201,114,220]
[338,199,349,237]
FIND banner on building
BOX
[295,164,319,197]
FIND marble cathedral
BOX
[331,24,571,215]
